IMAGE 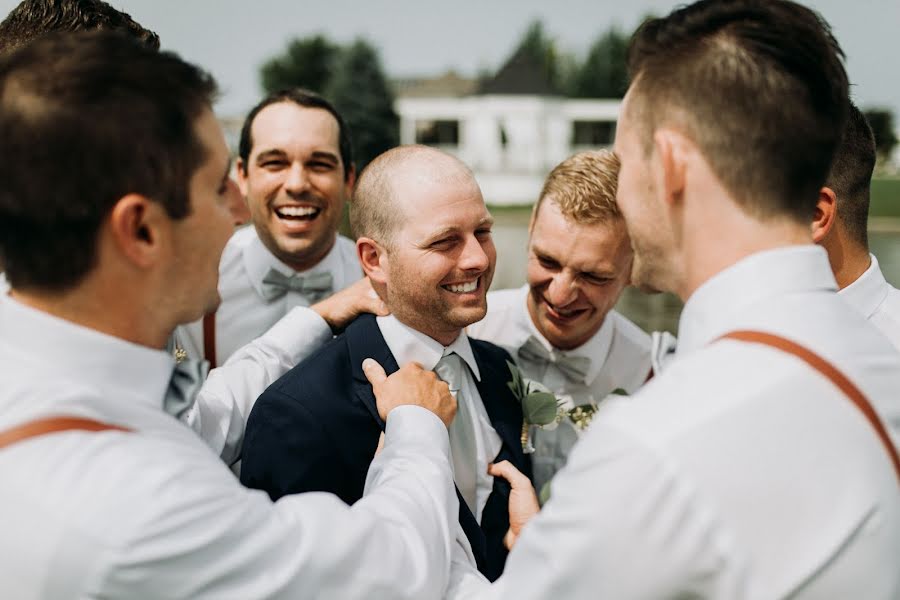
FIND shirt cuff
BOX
[385,405,451,458]
[258,306,331,362]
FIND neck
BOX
[679,208,812,302]
[390,311,461,347]
[821,232,871,290]
[10,279,170,350]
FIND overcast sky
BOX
[1,0,897,118]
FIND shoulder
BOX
[469,286,529,344]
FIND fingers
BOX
[488,460,531,488]
[362,358,387,387]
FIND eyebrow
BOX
[531,244,617,277]
[254,149,340,164]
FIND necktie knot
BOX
[517,335,591,383]
[260,268,333,303]
[434,352,465,394]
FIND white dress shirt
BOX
[175,226,362,365]
[468,285,651,492]
[0,294,458,600]
[377,315,502,524]
[472,246,900,599]
[839,253,900,352]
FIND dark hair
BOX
[627,0,849,223]
[0,31,217,292]
[238,88,354,181]
[826,103,876,249]
[0,0,159,55]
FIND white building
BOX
[395,52,622,206]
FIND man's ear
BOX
[811,186,837,244]
[344,163,357,197]
[236,157,249,198]
[107,194,167,269]
[357,237,387,284]
[653,128,688,207]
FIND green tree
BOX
[512,20,560,91]
[572,26,630,98]
[260,34,338,94]
[325,39,399,173]
[864,108,898,163]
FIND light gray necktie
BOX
[163,358,209,419]
[260,268,333,303]
[434,352,479,516]
[517,335,591,383]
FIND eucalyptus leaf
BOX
[523,391,559,425]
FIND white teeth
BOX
[276,206,319,217]
[446,279,478,293]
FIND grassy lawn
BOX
[871,178,900,218]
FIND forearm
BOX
[183,307,331,463]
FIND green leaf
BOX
[522,391,558,425]
[610,387,629,396]
[538,480,552,506]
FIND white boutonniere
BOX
[506,361,564,453]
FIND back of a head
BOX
[627,0,849,223]
[0,0,159,55]
[0,30,216,292]
[825,103,876,249]
[351,145,476,246]
[536,149,621,226]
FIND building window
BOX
[415,120,460,146]
[572,120,616,146]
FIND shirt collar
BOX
[838,253,890,320]
[376,314,481,381]
[243,228,342,299]
[0,295,174,411]
[513,284,614,384]
[677,245,837,355]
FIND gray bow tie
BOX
[260,268,333,303]
[164,358,209,420]
[517,335,591,383]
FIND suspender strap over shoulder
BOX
[203,311,217,368]
[0,416,131,451]
[718,330,900,484]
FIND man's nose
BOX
[458,235,490,273]
[283,162,310,194]
[545,272,578,307]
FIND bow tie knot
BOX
[517,335,591,383]
[164,358,209,419]
[260,268,333,303]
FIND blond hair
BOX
[534,149,621,224]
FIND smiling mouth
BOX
[442,277,479,294]
[275,206,321,221]
[544,300,587,321]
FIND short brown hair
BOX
[627,0,848,223]
[826,102,876,249]
[0,0,159,55]
[0,31,217,292]
[534,150,621,225]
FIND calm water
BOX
[490,213,900,335]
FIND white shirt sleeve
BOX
[182,306,332,464]
[98,406,459,599]
[483,423,746,599]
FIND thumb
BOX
[362,358,387,386]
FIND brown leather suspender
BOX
[719,330,900,483]
[203,311,217,368]
[0,416,131,451]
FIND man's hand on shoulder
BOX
[312,277,389,333]
[363,359,457,427]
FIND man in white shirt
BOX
[175,88,362,366]
[0,32,460,599]
[812,102,900,351]
[241,145,532,581]
[472,1,900,597]
[468,150,651,495]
